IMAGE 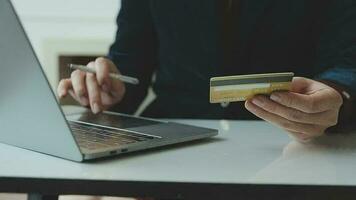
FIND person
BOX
[58,0,355,142]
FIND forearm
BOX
[107,0,158,114]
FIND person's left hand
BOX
[245,77,343,142]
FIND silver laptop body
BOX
[0,0,218,162]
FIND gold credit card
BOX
[210,72,294,103]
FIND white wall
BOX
[11,0,121,90]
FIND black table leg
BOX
[28,194,59,200]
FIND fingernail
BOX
[252,97,264,107]
[92,103,100,114]
[270,93,281,102]
[245,100,256,111]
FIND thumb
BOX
[290,77,314,93]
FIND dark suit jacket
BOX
[108,0,356,119]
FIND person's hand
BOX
[245,77,343,142]
[57,57,126,113]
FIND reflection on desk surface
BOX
[251,133,356,185]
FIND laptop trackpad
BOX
[128,123,215,139]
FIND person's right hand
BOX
[57,57,126,114]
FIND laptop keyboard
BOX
[69,122,154,151]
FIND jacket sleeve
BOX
[314,0,356,132]
[107,0,158,114]
[315,0,356,95]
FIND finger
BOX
[251,95,338,126]
[95,57,112,91]
[57,79,72,98]
[86,62,102,114]
[271,77,343,113]
[96,57,125,98]
[245,100,326,137]
[270,90,336,113]
[270,92,315,113]
[68,89,83,105]
[59,78,88,107]
[289,77,313,93]
[70,70,89,106]
[110,77,126,99]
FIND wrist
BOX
[318,79,355,134]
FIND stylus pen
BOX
[69,64,139,85]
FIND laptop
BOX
[0,0,218,162]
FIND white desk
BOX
[1,107,356,199]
